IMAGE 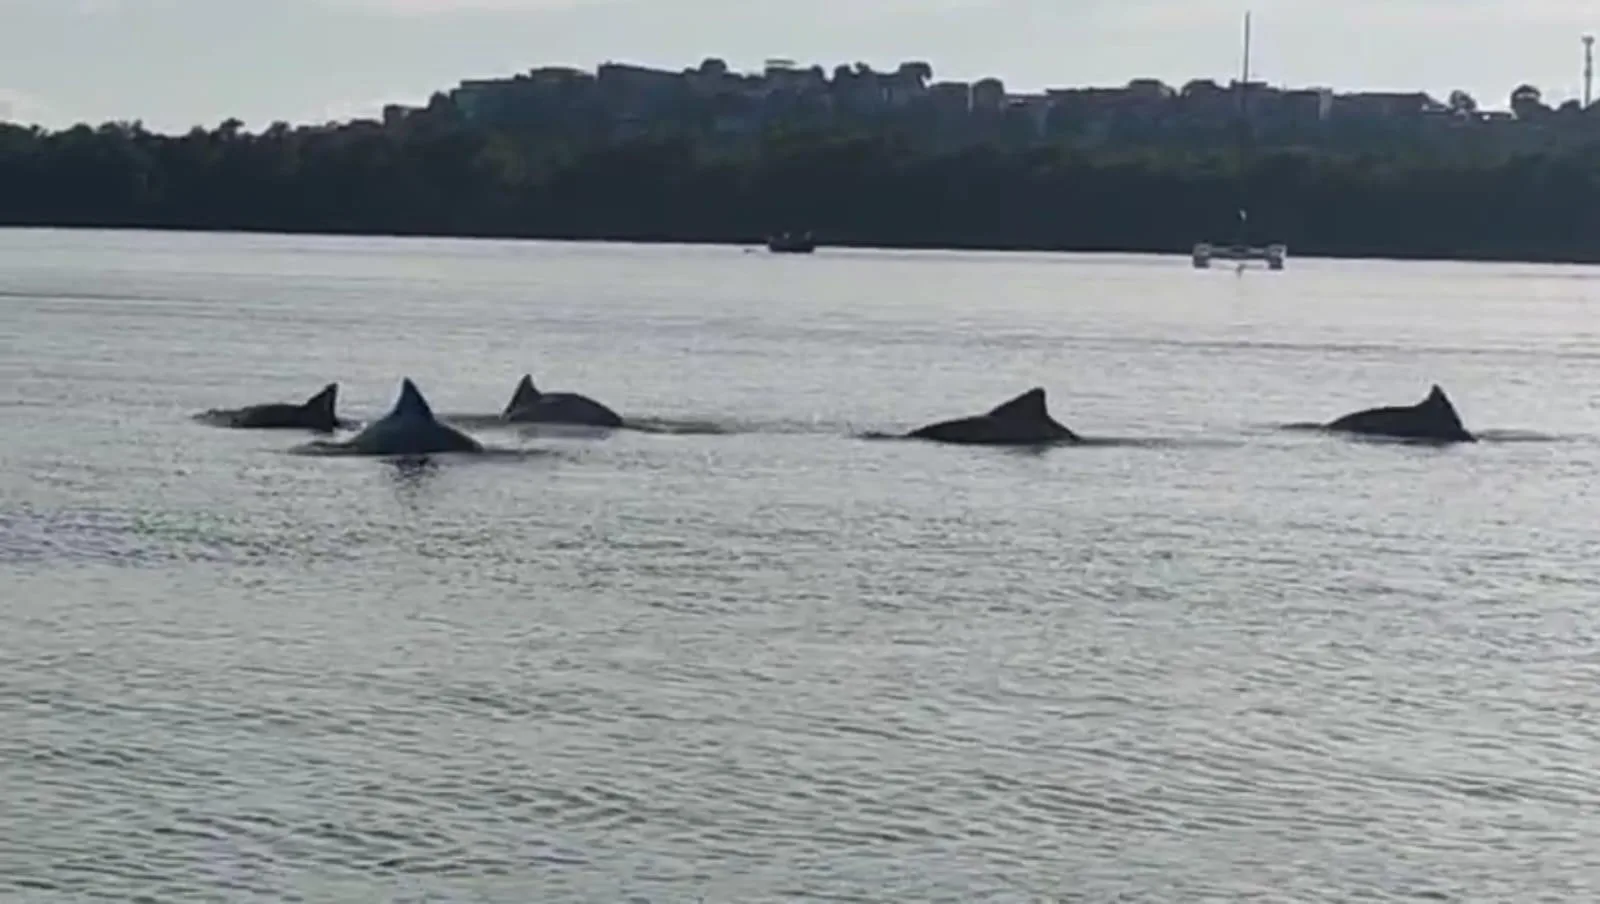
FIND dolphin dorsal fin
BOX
[391,378,436,421]
[1422,384,1454,410]
[505,374,541,415]
[987,387,1049,421]
[303,383,338,419]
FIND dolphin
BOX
[906,387,1080,445]
[501,374,624,428]
[200,382,345,432]
[316,378,484,455]
[1324,384,1475,443]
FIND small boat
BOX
[1193,240,1288,270]
[766,231,817,254]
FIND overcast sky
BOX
[0,0,1593,132]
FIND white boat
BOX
[1193,240,1287,270]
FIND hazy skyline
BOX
[2,0,1595,131]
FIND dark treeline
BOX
[3,112,1600,262]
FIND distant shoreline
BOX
[5,221,1599,269]
[7,117,1596,271]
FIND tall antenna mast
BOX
[1242,11,1252,85]
[1237,10,1252,118]
[1585,34,1594,108]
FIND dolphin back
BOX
[506,392,624,427]
[907,387,1079,445]
[219,382,340,432]
[502,374,623,427]
[907,415,989,442]
[1325,385,1474,442]
[225,403,293,428]
[1327,404,1410,431]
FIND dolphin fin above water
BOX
[299,382,338,425]
[986,387,1054,422]
[1324,384,1475,443]
[503,374,542,417]
[392,377,434,420]
[906,387,1081,446]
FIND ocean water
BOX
[3,228,1600,902]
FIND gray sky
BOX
[0,0,1591,132]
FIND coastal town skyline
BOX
[0,0,1594,131]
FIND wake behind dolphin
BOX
[903,387,1081,446]
[295,378,485,456]
[197,382,346,432]
[1320,384,1476,444]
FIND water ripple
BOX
[5,233,1600,901]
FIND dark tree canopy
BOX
[2,107,1600,263]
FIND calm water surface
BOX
[3,229,1600,902]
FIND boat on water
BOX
[1193,239,1288,270]
[1192,11,1288,272]
[766,231,817,254]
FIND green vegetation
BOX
[2,106,1600,263]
